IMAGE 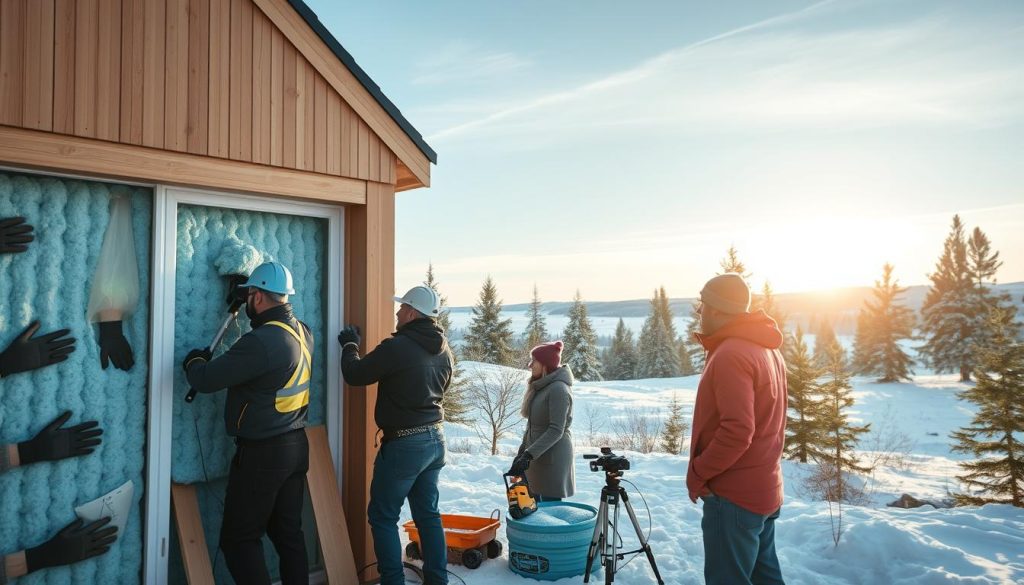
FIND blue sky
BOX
[308,0,1024,305]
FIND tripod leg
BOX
[584,497,607,583]
[621,490,665,585]
[607,499,621,584]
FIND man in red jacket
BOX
[687,273,787,585]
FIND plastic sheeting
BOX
[0,171,150,585]
[86,196,140,322]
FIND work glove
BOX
[18,411,103,465]
[0,216,34,253]
[0,321,76,378]
[182,348,213,373]
[337,325,361,349]
[97,320,134,371]
[508,451,533,476]
[25,517,118,573]
[226,274,249,307]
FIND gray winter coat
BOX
[520,366,575,499]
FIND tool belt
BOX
[382,421,442,443]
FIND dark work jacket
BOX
[341,318,453,432]
[186,304,313,440]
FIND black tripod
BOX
[584,469,664,584]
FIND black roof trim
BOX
[287,0,438,165]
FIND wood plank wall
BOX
[0,0,396,184]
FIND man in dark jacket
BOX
[338,285,453,585]
[687,273,787,585]
[183,261,313,585]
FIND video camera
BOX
[584,447,630,474]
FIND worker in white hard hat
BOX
[337,285,453,585]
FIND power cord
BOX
[615,478,653,572]
[192,406,225,576]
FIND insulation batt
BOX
[0,172,150,585]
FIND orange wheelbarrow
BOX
[403,509,503,570]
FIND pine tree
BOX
[462,276,517,366]
[785,328,829,464]
[604,319,638,381]
[951,308,1024,507]
[660,393,688,455]
[522,284,549,352]
[755,281,787,333]
[919,216,976,382]
[677,336,697,376]
[636,288,681,378]
[562,291,603,381]
[818,343,872,486]
[966,227,1020,355]
[813,319,842,370]
[852,263,916,382]
[719,245,752,279]
[684,301,705,372]
[424,264,472,424]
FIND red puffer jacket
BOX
[686,310,788,515]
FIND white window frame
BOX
[145,186,345,585]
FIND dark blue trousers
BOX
[701,495,785,585]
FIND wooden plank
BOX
[326,89,341,175]
[252,9,271,164]
[74,0,98,137]
[187,0,209,154]
[0,125,367,204]
[228,0,242,159]
[302,58,314,171]
[96,0,121,141]
[368,132,380,182]
[53,0,75,134]
[142,0,166,147]
[357,120,369,179]
[306,426,360,584]
[164,0,188,152]
[380,143,393,184]
[340,101,351,176]
[294,52,307,169]
[171,483,215,585]
[238,0,252,160]
[0,0,24,126]
[343,181,396,573]
[314,73,327,173]
[282,40,296,168]
[253,0,431,188]
[120,0,145,144]
[22,0,55,131]
[270,27,283,166]
[208,0,229,157]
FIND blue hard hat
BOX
[238,261,296,295]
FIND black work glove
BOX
[226,274,249,307]
[508,451,533,476]
[182,348,212,373]
[18,411,103,465]
[0,216,34,253]
[97,320,134,371]
[25,517,118,573]
[0,321,76,377]
[338,325,361,348]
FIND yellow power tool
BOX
[504,472,538,520]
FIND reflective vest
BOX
[264,320,312,413]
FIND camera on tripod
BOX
[584,447,630,474]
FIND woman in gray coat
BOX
[508,340,575,501]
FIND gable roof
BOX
[287,0,438,165]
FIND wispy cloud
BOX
[427,2,1024,143]
[412,41,530,86]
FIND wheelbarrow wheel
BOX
[486,539,503,559]
[405,542,421,560]
[462,547,484,569]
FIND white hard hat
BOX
[394,286,441,318]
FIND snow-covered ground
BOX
[392,362,1024,584]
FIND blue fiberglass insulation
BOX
[0,171,150,585]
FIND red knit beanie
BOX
[530,341,563,372]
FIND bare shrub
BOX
[801,460,871,545]
[468,368,526,455]
[611,408,663,453]
[447,438,476,455]
[863,405,917,471]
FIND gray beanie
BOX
[700,273,751,314]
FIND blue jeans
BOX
[368,427,448,585]
[701,495,785,585]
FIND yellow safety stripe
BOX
[265,320,312,413]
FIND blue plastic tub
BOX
[506,501,599,581]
